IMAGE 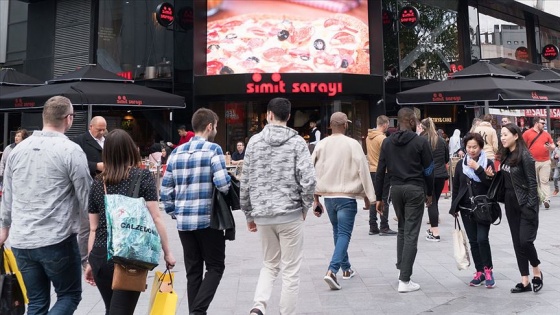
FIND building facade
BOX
[2,0,560,151]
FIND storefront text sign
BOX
[156,2,174,27]
[525,108,560,119]
[542,44,559,61]
[399,6,419,28]
[246,73,343,96]
[431,117,452,123]
[14,98,35,108]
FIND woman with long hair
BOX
[499,124,543,293]
[84,129,176,314]
[449,133,496,288]
[420,118,449,241]
[0,128,29,177]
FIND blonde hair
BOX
[420,117,439,151]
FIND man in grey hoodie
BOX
[241,97,316,315]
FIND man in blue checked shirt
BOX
[160,108,231,315]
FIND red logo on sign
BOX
[117,95,143,105]
[14,98,35,108]
[246,73,343,96]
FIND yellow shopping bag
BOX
[148,269,177,315]
[3,246,28,304]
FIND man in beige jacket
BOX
[311,112,375,290]
[473,114,498,161]
[366,115,397,236]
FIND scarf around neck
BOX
[462,150,488,182]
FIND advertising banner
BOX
[205,0,370,75]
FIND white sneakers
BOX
[398,279,421,293]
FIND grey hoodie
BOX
[240,124,316,225]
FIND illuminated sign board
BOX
[156,2,174,27]
[205,0,370,75]
[382,9,393,30]
[399,6,419,28]
[542,44,559,61]
[515,46,529,61]
[246,73,342,96]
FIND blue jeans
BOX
[12,235,82,315]
[325,198,357,273]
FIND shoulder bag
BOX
[0,246,26,315]
[105,171,162,270]
[467,180,502,225]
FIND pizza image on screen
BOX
[206,13,370,75]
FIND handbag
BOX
[210,174,240,241]
[0,246,26,315]
[105,171,162,270]
[148,269,178,315]
[112,263,148,292]
[452,217,471,270]
[486,171,504,203]
[467,180,502,225]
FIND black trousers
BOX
[391,184,425,282]
[369,172,390,230]
[504,190,541,276]
[427,178,446,228]
[460,210,493,271]
[88,247,141,315]
[179,228,226,315]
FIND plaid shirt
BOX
[160,136,230,231]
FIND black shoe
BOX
[379,228,397,236]
[510,282,532,293]
[369,225,380,235]
[532,272,543,292]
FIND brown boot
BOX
[553,189,559,196]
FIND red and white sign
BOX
[524,108,560,119]
[246,73,343,96]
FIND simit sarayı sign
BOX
[246,73,342,96]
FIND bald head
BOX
[89,116,107,140]
[397,107,417,131]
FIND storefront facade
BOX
[3,0,560,149]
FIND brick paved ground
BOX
[67,184,560,314]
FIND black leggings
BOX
[428,178,446,228]
[88,247,141,315]
[504,191,541,276]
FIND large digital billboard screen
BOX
[205,0,369,75]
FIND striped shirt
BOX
[160,136,230,231]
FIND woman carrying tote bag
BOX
[84,129,176,314]
[449,133,496,288]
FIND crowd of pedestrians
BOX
[0,95,550,314]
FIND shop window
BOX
[383,0,459,81]
[98,0,174,79]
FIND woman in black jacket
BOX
[449,133,496,288]
[421,118,449,241]
[499,124,543,293]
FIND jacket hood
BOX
[452,129,461,138]
[389,130,417,146]
[367,129,385,139]
[479,121,492,127]
[261,124,298,146]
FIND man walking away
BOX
[241,97,316,315]
[312,112,375,290]
[375,107,434,293]
[522,117,555,209]
[366,115,397,236]
[0,96,91,314]
[160,108,231,314]
[73,115,107,269]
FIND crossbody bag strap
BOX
[528,131,543,149]
[129,170,142,198]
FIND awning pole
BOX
[3,112,8,150]
[484,100,490,115]
[87,104,92,126]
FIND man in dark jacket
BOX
[375,107,434,293]
[73,116,106,179]
[72,116,106,268]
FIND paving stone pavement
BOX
[67,186,560,314]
